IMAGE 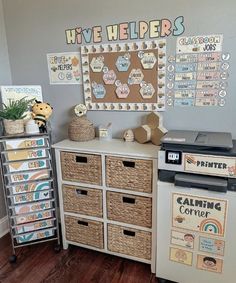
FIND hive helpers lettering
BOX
[65,16,185,44]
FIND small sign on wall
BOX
[47,52,81,84]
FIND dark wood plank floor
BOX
[0,233,158,283]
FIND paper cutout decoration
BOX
[90,56,104,72]
[199,236,225,256]
[141,52,157,69]
[196,254,223,273]
[171,230,195,249]
[116,54,131,72]
[92,83,106,99]
[81,40,166,111]
[47,52,81,84]
[172,193,228,237]
[169,247,193,266]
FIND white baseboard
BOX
[0,216,9,238]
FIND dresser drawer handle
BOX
[122,197,135,204]
[123,230,135,237]
[76,156,88,163]
[77,220,88,226]
[76,189,88,196]
[122,161,135,168]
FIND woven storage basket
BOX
[68,116,95,141]
[3,119,24,135]
[65,215,104,249]
[63,185,103,217]
[107,191,152,228]
[106,156,153,193]
[107,224,151,260]
[60,151,102,185]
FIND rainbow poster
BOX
[172,193,227,237]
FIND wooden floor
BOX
[0,233,158,283]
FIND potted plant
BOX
[0,97,34,135]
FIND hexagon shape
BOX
[116,56,131,72]
[140,83,155,99]
[116,84,130,98]
[103,70,116,85]
[141,52,157,69]
[90,57,104,72]
[92,84,106,99]
[128,69,144,84]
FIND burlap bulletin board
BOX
[81,40,166,111]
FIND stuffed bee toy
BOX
[31,100,53,133]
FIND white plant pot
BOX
[3,119,24,135]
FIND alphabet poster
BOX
[81,40,166,111]
[47,52,81,84]
[172,193,227,237]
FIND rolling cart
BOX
[0,131,60,263]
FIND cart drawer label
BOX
[184,153,236,177]
[172,193,227,237]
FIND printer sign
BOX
[184,153,236,177]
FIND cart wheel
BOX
[9,255,17,263]
[54,244,61,253]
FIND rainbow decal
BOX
[199,218,223,235]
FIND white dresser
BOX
[53,138,158,272]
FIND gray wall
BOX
[2,0,236,142]
[0,0,12,218]
[1,1,236,220]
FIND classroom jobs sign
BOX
[172,193,227,237]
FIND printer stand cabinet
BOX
[53,139,158,273]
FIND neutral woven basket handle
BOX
[77,220,88,226]
[122,197,135,204]
[122,161,135,168]
[123,230,136,237]
[76,156,88,163]
[75,189,88,196]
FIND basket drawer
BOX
[65,215,104,249]
[61,152,102,185]
[105,156,152,193]
[107,224,151,260]
[63,185,103,217]
[107,192,152,228]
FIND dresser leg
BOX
[63,241,69,250]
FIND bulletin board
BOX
[81,40,166,111]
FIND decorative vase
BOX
[3,119,24,135]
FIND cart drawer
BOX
[65,215,104,249]
[10,199,54,216]
[5,158,50,173]
[7,180,52,195]
[2,148,49,162]
[13,218,56,235]
[106,156,152,193]
[6,169,50,184]
[7,190,53,205]
[107,191,152,228]
[61,151,102,185]
[63,185,103,217]
[3,137,47,150]
[107,224,151,260]
[13,209,55,225]
[14,227,56,244]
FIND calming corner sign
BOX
[65,16,185,44]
